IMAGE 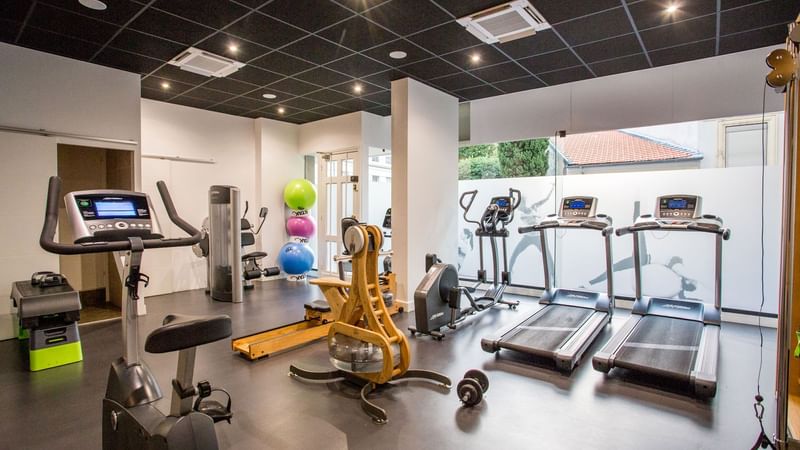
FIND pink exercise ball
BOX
[286,214,316,239]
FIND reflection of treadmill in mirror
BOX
[592,195,730,398]
[481,196,615,372]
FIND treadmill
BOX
[481,196,615,372]
[592,195,730,398]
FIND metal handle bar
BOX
[333,251,393,262]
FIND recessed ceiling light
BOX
[389,51,407,60]
[353,84,363,94]
[471,54,481,63]
[160,81,171,89]
[228,44,239,53]
[79,0,107,10]
[262,93,277,99]
[277,107,285,114]
[665,4,678,13]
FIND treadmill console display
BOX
[65,191,163,243]
[655,195,701,219]
[560,196,597,218]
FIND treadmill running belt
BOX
[614,316,703,380]
[503,305,594,352]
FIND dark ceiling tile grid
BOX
[293,66,352,87]
[719,0,799,35]
[441,44,510,70]
[628,0,718,30]
[266,77,321,96]
[518,49,582,74]
[107,29,187,61]
[428,72,485,91]
[0,19,21,42]
[325,53,391,78]
[531,0,622,24]
[719,23,790,55]
[589,53,651,77]
[265,104,302,116]
[317,16,397,52]
[553,7,634,46]
[142,76,195,95]
[18,27,102,60]
[492,75,545,93]
[220,95,271,111]
[38,0,144,25]
[398,57,461,80]
[365,105,391,116]
[152,0,249,29]
[333,0,392,13]
[309,103,351,117]
[573,33,643,63]
[536,65,594,85]
[496,29,566,59]
[0,2,31,22]
[94,47,164,74]
[142,86,173,101]
[226,65,283,86]
[330,79,385,96]
[649,39,716,66]
[283,97,327,110]
[250,50,315,75]
[362,69,408,89]
[433,0,509,19]
[285,110,327,123]
[640,14,717,51]
[170,95,218,109]
[28,3,118,44]
[204,77,260,95]
[185,87,239,104]
[280,35,354,65]
[194,32,271,62]
[334,97,383,113]
[364,0,452,35]
[362,90,391,105]
[259,0,352,32]
[151,64,211,85]
[225,12,307,48]
[470,61,529,83]
[406,21,482,55]
[304,88,354,104]
[128,8,216,45]
[208,103,252,116]
[361,39,432,66]
[451,84,503,101]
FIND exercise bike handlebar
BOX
[40,176,202,255]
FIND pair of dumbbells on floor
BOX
[456,369,489,407]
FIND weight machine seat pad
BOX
[242,251,267,260]
[145,314,232,354]
[304,299,332,313]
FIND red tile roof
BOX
[555,130,699,166]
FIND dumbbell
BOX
[457,369,489,407]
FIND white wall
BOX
[140,100,258,296]
[298,112,362,155]
[469,46,784,145]
[392,78,459,306]
[0,43,140,339]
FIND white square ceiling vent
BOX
[167,47,245,77]
[456,0,550,44]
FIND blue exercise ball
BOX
[277,242,315,275]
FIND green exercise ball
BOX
[284,179,317,210]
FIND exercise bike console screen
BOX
[66,191,163,243]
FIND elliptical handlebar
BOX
[459,190,481,226]
[40,176,202,255]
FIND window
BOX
[372,175,379,182]
[718,114,778,167]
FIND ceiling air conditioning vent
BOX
[167,47,245,77]
[456,0,550,44]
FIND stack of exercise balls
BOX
[278,179,317,280]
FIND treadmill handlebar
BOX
[518,219,613,234]
[40,176,202,255]
[616,221,731,239]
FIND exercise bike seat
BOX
[303,299,332,313]
[242,251,267,260]
[145,314,232,354]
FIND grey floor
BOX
[0,279,777,449]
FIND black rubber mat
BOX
[503,305,594,352]
[614,316,703,381]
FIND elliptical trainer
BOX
[40,176,233,449]
[409,189,520,339]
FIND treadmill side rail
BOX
[592,315,642,373]
[555,311,610,371]
[690,325,719,398]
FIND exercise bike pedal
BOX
[193,381,233,424]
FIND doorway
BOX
[57,144,134,323]
[317,149,360,276]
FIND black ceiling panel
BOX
[38,0,144,25]
[441,44,510,70]
[428,72,484,91]
[332,0,392,13]
[518,49,582,74]
[553,7,633,46]
[640,14,717,51]
[533,0,622,24]
[204,77,258,94]
[151,64,210,85]
[283,97,327,110]
[317,16,397,52]
[266,77,321,96]
[433,0,508,19]
[470,61,529,83]
[574,33,643,63]
[107,29,186,61]
[590,53,651,77]
[492,75,545,93]
[399,57,460,80]
[628,0,717,31]
[8,0,791,124]
[361,39,432,67]
[407,22,482,55]
[259,0,351,33]
[18,27,101,60]
[225,12,306,49]
[305,88,353,104]
[280,35,353,65]
[128,8,215,45]
[366,105,391,116]
[294,67,352,88]
[152,0,249,29]
[250,50,314,76]
[325,53,390,78]
[28,3,118,44]
[720,0,798,35]
[93,47,163,74]
[649,39,716,66]
[194,32,270,62]
[496,29,565,59]
[452,84,503,101]
[364,0,452,36]
[536,65,593,85]
[226,65,283,86]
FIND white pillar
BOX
[391,78,459,309]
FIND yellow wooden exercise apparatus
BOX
[289,224,451,423]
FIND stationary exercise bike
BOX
[410,189,520,339]
[40,176,233,449]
